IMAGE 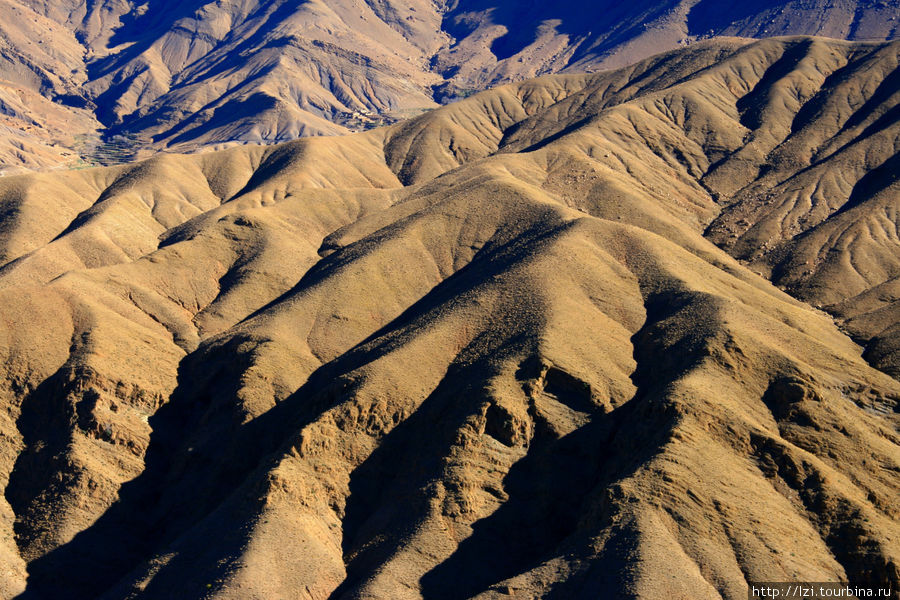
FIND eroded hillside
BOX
[0,0,898,173]
[0,37,898,599]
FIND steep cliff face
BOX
[1,0,898,172]
[0,38,898,599]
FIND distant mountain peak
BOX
[0,0,897,173]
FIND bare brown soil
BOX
[0,0,898,171]
[0,37,898,600]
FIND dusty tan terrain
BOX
[0,0,898,172]
[0,37,898,599]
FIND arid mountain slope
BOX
[0,38,899,599]
[1,0,899,173]
[0,0,102,172]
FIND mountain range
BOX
[0,36,898,599]
[0,0,898,173]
